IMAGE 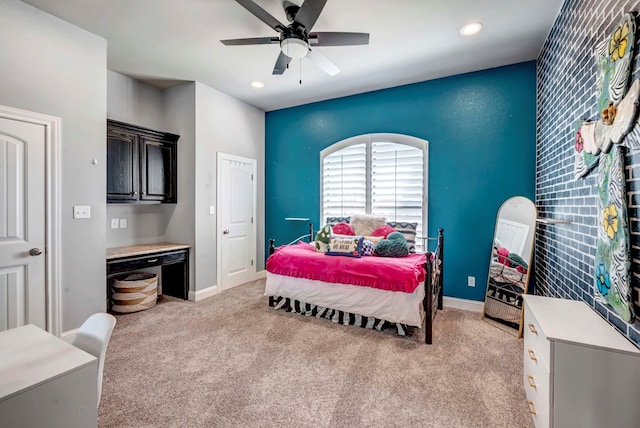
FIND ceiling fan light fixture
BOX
[250,81,265,88]
[280,37,309,58]
[460,22,483,37]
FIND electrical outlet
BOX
[209,205,215,215]
[110,218,119,229]
[119,218,127,228]
[467,276,475,287]
[73,205,91,219]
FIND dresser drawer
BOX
[524,355,551,428]
[524,304,551,370]
[107,250,186,275]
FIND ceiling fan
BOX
[221,0,369,76]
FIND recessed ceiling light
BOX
[250,81,264,88]
[460,22,483,37]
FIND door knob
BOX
[29,248,43,256]
[223,229,230,234]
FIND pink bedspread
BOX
[266,242,426,293]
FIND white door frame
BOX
[0,105,61,336]
[216,152,257,290]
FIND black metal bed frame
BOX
[267,224,444,344]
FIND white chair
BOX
[72,313,116,407]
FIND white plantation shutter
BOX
[371,142,424,241]
[321,135,427,251]
[322,143,366,218]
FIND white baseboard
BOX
[256,270,266,279]
[443,296,484,312]
[188,285,219,302]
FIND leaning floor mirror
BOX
[482,196,537,337]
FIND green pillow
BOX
[314,224,332,252]
[374,232,409,257]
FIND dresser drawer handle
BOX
[528,349,537,361]
[527,374,537,389]
[147,258,158,263]
[527,400,537,415]
[528,323,538,334]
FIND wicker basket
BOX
[111,272,158,314]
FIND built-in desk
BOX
[0,324,98,427]
[107,242,191,300]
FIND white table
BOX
[0,324,98,427]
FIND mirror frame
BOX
[482,196,538,337]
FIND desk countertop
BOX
[106,242,191,260]
[0,324,96,400]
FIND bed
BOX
[265,225,444,344]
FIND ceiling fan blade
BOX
[294,0,327,32]
[221,37,279,46]
[235,0,286,32]
[309,32,370,46]
[306,48,339,76]
[273,51,292,75]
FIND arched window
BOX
[321,133,428,249]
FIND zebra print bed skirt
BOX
[269,295,420,338]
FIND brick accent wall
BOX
[537,0,640,345]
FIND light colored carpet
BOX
[99,279,533,428]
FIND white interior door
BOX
[0,116,46,331]
[218,153,256,290]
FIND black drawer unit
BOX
[107,246,190,301]
[107,250,186,275]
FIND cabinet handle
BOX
[133,192,138,195]
[528,323,538,334]
[527,400,537,415]
[527,374,537,389]
[147,259,158,263]
[527,349,537,361]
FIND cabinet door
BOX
[140,137,176,202]
[107,130,138,201]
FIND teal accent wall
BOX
[266,61,536,301]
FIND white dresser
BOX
[0,324,98,427]
[522,295,640,428]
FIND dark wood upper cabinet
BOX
[107,119,179,204]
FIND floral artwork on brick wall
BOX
[574,13,638,323]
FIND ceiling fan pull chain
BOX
[299,58,302,85]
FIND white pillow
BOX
[349,214,387,236]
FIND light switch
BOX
[110,218,119,229]
[73,205,91,219]
[209,205,215,215]
[119,219,127,228]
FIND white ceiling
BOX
[22,0,563,112]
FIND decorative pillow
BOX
[326,236,363,258]
[325,216,350,226]
[387,221,418,253]
[360,239,375,256]
[497,247,510,266]
[314,224,332,252]
[374,232,409,257]
[370,225,395,238]
[350,214,387,236]
[332,222,355,236]
[508,253,528,272]
[363,235,384,245]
